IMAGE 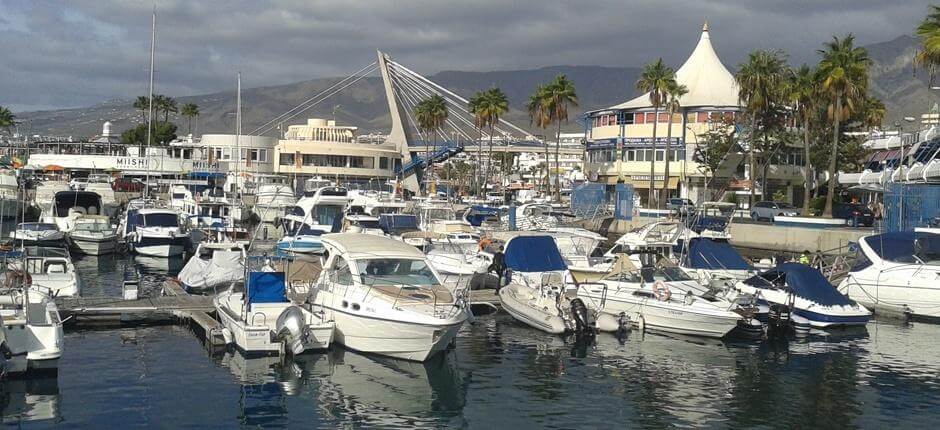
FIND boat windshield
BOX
[73,220,110,231]
[639,266,693,283]
[143,213,179,227]
[356,259,440,287]
[19,223,58,231]
[313,205,343,226]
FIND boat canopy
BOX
[53,191,102,217]
[464,205,500,227]
[682,238,752,270]
[504,235,566,272]
[863,232,940,264]
[247,271,287,304]
[745,263,853,306]
[379,214,419,235]
[178,249,244,290]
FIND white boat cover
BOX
[178,250,244,290]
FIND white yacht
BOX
[576,253,747,338]
[277,186,348,254]
[839,231,940,320]
[497,233,619,335]
[179,242,247,294]
[121,202,190,257]
[0,279,64,372]
[40,191,104,232]
[738,263,871,329]
[31,181,70,214]
[215,263,333,355]
[511,203,561,230]
[9,223,65,247]
[310,233,470,361]
[254,183,296,223]
[19,247,81,297]
[66,215,118,255]
[0,171,22,219]
[425,237,489,290]
[83,182,120,218]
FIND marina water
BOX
[1,250,939,428]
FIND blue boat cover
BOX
[864,231,940,263]
[379,214,418,234]
[189,171,226,179]
[247,271,287,304]
[504,235,567,272]
[683,238,752,270]
[464,205,500,227]
[749,263,853,306]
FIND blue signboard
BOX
[614,184,634,220]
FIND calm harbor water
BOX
[2,251,940,428]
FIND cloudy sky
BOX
[0,0,934,111]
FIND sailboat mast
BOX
[235,72,241,197]
[144,9,156,199]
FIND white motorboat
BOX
[31,181,69,213]
[0,272,64,371]
[40,191,104,232]
[839,231,940,320]
[19,247,81,297]
[179,242,247,294]
[310,233,470,361]
[277,186,349,254]
[66,215,118,255]
[575,253,748,338]
[215,265,333,355]
[9,223,66,247]
[121,202,190,257]
[511,203,561,230]
[497,233,619,335]
[254,183,296,223]
[738,263,871,329]
[0,171,22,219]
[83,182,120,218]
[425,238,489,290]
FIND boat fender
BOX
[653,281,670,302]
[594,312,621,333]
[221,327,233,345]
[569,298,593,334]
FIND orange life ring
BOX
[653,281,671,301]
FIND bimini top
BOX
[863,231,940,264]
[322,233,425,260]
[504,235,567,273]
[744,263,853,306]
[681,237,752,271]
[247,271,287,305]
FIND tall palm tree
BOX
[0,106,14,136]
[915,5,940,83]
[180,103,200,135]
[636,59,675,208]
[414,94,449,194]
[133,96,150,122]
[545,75,578,201]
[786,64,819,215]
[661,81,688,203]
[468,91,488,197]
[479,88,509,195]
[863,96,886,131]
[736,49,787,206]
[154,94,178,123]
[817,35,870,217]
[526,85,553,196]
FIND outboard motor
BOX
[766,303,791,340]
[569,298,594,335]
[275,306,306,355]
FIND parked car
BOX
[666,198,696,215]
[112,177,145,192]
[833,203,874,227]
[88,173,112,184]
[750,201,800,221]
[68,177,89,191]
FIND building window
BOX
[645,113,656,123]
[379,157,389,170]
[656,149,665,162]
[279,153,294,166]
[697,112,709,123]
[348,156,374,169]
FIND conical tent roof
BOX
[609,23,741,111]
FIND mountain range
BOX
[13,35,935,139]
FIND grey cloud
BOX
[0,0,934,111]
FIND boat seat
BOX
[47,263,66,274]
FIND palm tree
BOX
[736,49,788,207]
[636,59,675,208]
[180,103,200,135]
[0,106,14,136]
[526,85,553,196]
[863,96,886,131]
[154,94,178,123]
[479,87,509,196]
[413,94,449,194]
[133,96,150,122]
[816,35,871,217]
[661,81,688,204]
[787,64,818,215]
[468,91,488,197]
[915,5,940,83]
[545,75,578,201]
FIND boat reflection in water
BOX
[134,255,185,275]
[0,375,60,424]
[219,347,466,427]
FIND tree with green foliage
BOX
[786,64,818,215]
[635,58,676,208]
[816,34,870,217]
[661,80,688,203]
[544,75,578,201]
[133,96,151,123]
[915,5,940,83]
[0,106,14,136]
[121,121,177,146]
[153,94,178,123]
[479,87,509,195]
[180,103,200,135]
[468,91,487,196]
[526,85,553,196]
[413,94,449,193]
[693,114,736,200]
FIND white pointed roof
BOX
[609,24,740,111]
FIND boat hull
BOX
[498,286,567,334]
[589,296,740,338]
[328,307,462,361]
[129,236,187,257]
[69,236,118,255]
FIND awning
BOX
[43,165,64,172]
[621,177,680,189]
